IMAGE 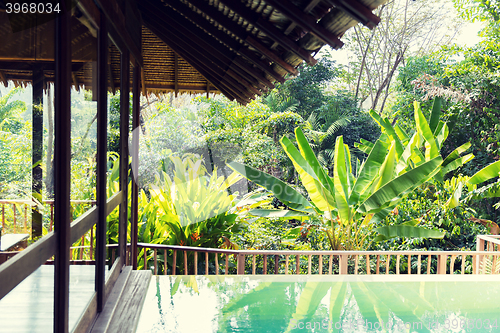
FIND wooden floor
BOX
[0,265,105,332]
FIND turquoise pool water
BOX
[136,275,500,332]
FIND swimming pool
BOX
[136,275,500,332]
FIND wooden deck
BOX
[0,265,106,333]
[90,266,151,333]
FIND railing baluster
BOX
[112,248,116,264]
[307,255,311,275]
[386,255,390,274]
[396,255,400,275]
[90,227,94,260]
[285,255,289,275]
[427,255,431,275]
[2,204,4,232]
[172,250,177,276]
[274,255,279,274]
[153,249,158,275]
[417,255,421,275]
[408,254,411,274]
[225,253,229,275]
[461,255,465,275]
[376,255,380,274]
[493,255,498,274]
[12,204,16,234]
[79,235,85,260]
[194,251,198,275]
[450,255,456,275]
[205,252,209,275]
[263,255,267,275]
[252,255,256,275]
[144,248,147,271]
[164,249,168,275]
[50,203,54,232]
[319,255,323,275]
[354,255,358,275]
[366,255,370,275]
[296,255,300,275]
[23,204,27,233]
[184,251,188,275]
[215,253,219,275]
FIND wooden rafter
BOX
[325,0,381,29]
[168,0,285,84]
[213,0,318,66]
[264,0,343,49]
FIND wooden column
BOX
[54,4,71,332]
[96,11,108,312]
[130,64,140,270]
[31,67,44,239]
[119,50,130,265]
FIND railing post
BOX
[237,253,245,275]
[476,237,485,274]
[437,255,447,274]
[339,254,348,274]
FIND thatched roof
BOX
[0,0,388,103]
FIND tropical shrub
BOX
[229,99,473,250]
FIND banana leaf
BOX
[357,156,443,214]
[414,101,439,161]
[429,97,443,134]
[369,110,404,157]
[333,136,351,223]
[247,209,310,218]
[467,160,500,185]
[228,161,316,214]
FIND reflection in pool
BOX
[137,275,500,332]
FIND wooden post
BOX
[130,62,140,270]
[437,255,447,274]
[274,255,279,274]
[32,66,44,239]
[96,10,108,312]
[119,49,130,265]
[339,255,348,275]
[237,253,245,275]
[54,3,71,331]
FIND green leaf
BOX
[467,160,500,185]
[281,135,334,212]
[247,209,310,218]
[333,136,351,223]
[358,156,443,213]
[414,101,439,160]
[375,225,445,240]
[429,97,443,134]
[227,162,315,213]
[369,110,404,157]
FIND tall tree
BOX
[343,0,463,113]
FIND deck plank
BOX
[0,265,100,333]
[91,269,151,333]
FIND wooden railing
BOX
[133,242,500,276]
[0,199,96,234]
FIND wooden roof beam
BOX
[169,0,285,84]
[142,15,249,103]
[141,3,261,99]
[217,0,317,65]
[325,0,381,30]
[264,0,344,49]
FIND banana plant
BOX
[229,99,472,249]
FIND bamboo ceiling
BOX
[0,0,388,104]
